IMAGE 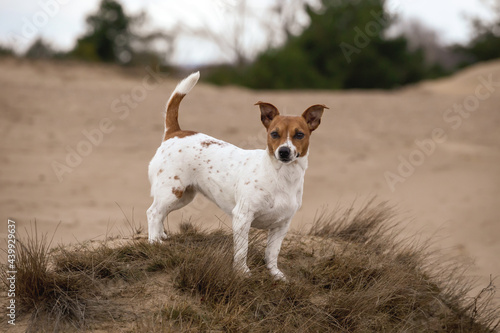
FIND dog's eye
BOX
[294,132,305,140]
[270,131,280,139]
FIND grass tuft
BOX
[2,203,499,332]
[1,228,98,331]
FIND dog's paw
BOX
[270,269,287,282]
[148,237,160,244]
[148,232,168,244]
[233,263,251,278]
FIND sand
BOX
[0,57,499,294]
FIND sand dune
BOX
[1,58,499,294]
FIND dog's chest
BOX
[249,167,305,229]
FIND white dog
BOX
[147,72,326,280]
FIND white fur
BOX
[173,71,200,96]
[147,73,309,281]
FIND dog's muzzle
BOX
[277,146,292,163]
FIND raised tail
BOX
[164,71,200,137]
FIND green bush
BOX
[207,0,446,90]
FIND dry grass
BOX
[1,203,499,332]
[0,226,101,331]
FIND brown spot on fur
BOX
[172,187,184,198]
[158,169,163,175]
[201,140,224,148]
[174,175,179,180]
[164,130,198,141]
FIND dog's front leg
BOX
[231,205,253,276]
[265,219,291,281]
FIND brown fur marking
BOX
[201,140,224,148]
[172,187,184,198]
[266,116,311,158]
[164,130,197,141]
[256,102,326,159]
[165,93,184,134]
[163,91,198,141]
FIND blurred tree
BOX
[72,0,131,63]
[207,0,442,89]
[396,19,460,72]
[25,38,55,59]
[0,44,15,57]
[71,0,173,65]
[182,0,317,67]
[455,0,500,65]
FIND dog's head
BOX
[256,102,327,164]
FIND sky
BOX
[0,0,496,65]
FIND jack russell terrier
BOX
[147,72,326,280]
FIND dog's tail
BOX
[164,71,200,136]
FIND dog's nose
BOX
[278,147,291,160]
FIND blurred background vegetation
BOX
[3,0,499,90]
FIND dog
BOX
[147,72,326,280]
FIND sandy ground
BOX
[1,58,499,294]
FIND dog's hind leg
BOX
[147,186,196,243]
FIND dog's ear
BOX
[256,101,280,129]
[302,104,328,132]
